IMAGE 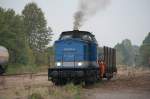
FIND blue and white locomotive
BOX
[48,30,116,85]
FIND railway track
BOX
[0,72,47,77]
[0,72,49,91]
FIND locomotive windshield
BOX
[60,34,72,40]
[59,30,97,43]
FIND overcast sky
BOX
[0,0,150,47]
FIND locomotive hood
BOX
[55,39,86,62]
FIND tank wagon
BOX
[48,30,117,85]
[0,46,9,75]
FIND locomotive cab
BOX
[59,30,97,43]
[55,30,98,68]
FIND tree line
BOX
[0,2,53,67]
[115,33,150,67]
[0,2,149,70]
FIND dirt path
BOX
[86,91,150,99]
[83,70,150,99]
[0,70,150,99]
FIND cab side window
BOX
[60,35,72,40]
[82,35,92,41]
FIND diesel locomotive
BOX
[48,30,117,85]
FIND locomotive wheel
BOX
[85,80,94,85]
[85,74,97,85]
[107,76,111,80]
[106,74,113,80]
[73,79,81,85]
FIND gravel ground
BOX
[0,69,150,99]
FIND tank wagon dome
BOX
[0,46,9,65]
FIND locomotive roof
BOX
[61,30,94,37]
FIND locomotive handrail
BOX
[74,55,75,68]
[62,55,64,67]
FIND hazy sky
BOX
[0,0,150,47]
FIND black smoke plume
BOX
[73,0,110,30]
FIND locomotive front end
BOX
[48,30,99,85]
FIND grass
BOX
[64,83,82,99]
[5,64,37,74]
[0,84,82,99]
[48,83,82,99]
[28,93,44,99]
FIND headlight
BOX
[56,62,61,66]
[78,62,83,66]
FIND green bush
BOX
[6,64,37,74]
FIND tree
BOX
[115,43,124,65]
[22,2,52,52]
[0,7,33,65]
[122,39,135,66]
[140,32,150,67]
[115,39,138,66]
[132,45,141,66]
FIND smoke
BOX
[73,0,110,30]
